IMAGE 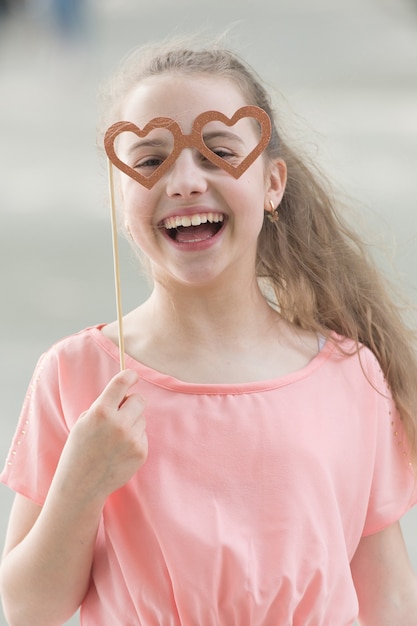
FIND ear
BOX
[265,158,287,209]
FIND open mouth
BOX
[161,213,225,243]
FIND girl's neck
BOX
[140,278,277,348]
[103,277,320,385]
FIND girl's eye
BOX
[202,148,239,168]
[211,148,234,160]
[134,156,165,170]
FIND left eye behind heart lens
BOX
[113,128,175,179]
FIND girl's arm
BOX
[351,520,417,626]
[1,492,102,626]
[0,369,147,626]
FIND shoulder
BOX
[314,333,393,416]
[327,332,385,387]
[41,325,115,368]
[34,325,119,408]
[48,324,105,355]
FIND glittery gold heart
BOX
[104,117,183,190]
[191,106,272,179]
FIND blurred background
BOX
[1,0,417,624]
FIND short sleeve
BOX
[361,350,417,536]
[0,347,69,505]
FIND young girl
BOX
[1,38,417,626]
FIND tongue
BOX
[175,223,218,243]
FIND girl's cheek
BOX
[122,188,146,217]
[124,200,156,234]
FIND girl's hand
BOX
[54,369,148,504]
[0,369,147,626]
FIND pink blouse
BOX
[1,326,416,625]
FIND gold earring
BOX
[266,199,279,223]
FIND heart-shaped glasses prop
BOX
[104,106,272,369]
[104,105,271,188]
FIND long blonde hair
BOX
[98,37,417,459]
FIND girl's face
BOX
[118,74,286,290]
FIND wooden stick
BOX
[107,159,125,371]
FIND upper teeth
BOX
[164,213,224,229]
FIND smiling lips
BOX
[162,213,225,243]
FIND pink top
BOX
[1,326,416,626]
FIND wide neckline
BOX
[88,324,337,395]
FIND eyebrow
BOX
[127,138,170,154]
[126,129,247,155]
[202,130,246,146]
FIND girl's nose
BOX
[165,149,208,198]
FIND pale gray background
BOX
[0,0,417,624]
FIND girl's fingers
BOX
[96,369,139,409]
[117,391,146,418]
